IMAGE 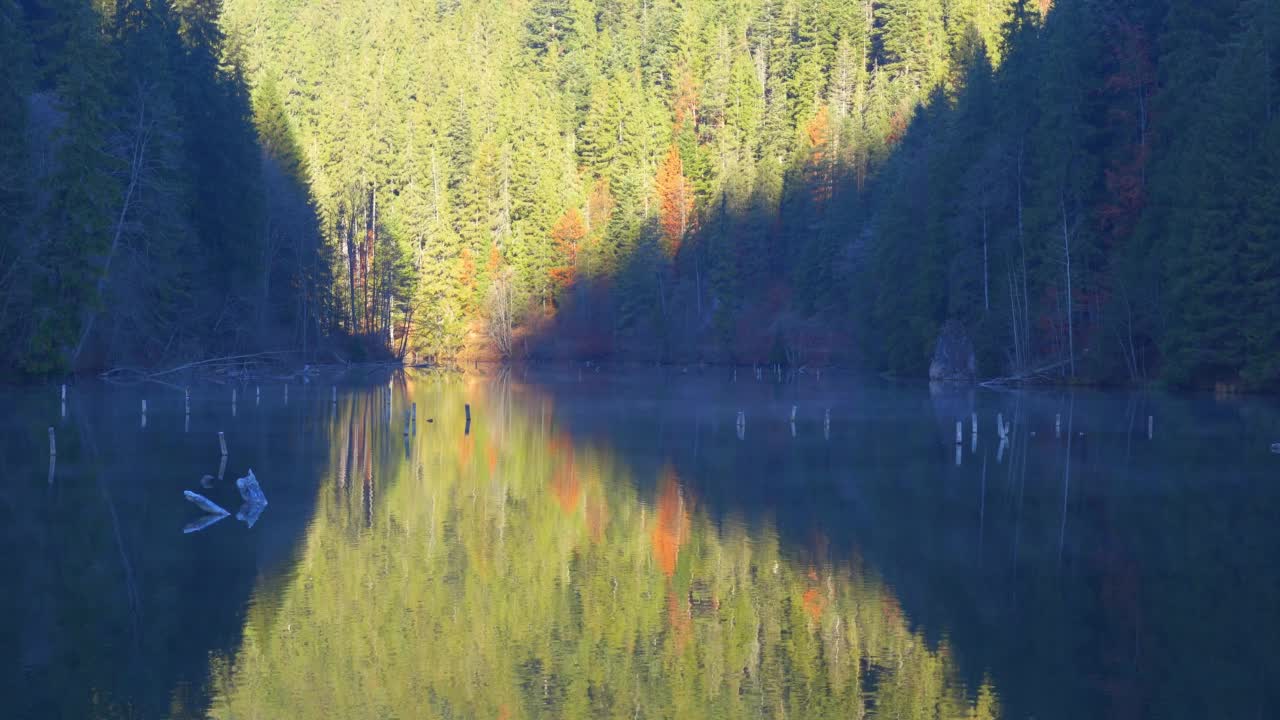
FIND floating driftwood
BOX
[184,490,229,517]
[235,469,268,506]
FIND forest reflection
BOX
[205,373,998,719]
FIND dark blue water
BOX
[2,369,1278,718]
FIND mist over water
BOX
[3,369,1278,719]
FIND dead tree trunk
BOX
[71,91,151,369]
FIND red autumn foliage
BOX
[802,587,826,621]
[673,70,700,128]
[549,207,587,291]
[1098,19,1155,244]
[656,145,694,258]
[886,107,911,146]
[666,589,693,652]
[650,468,690,577]
[804,107,833,206]
[548,434,581,514]
[486,443,498,474]
[459,247,476,289]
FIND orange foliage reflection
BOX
[548,434,581,514]
[650,468,691,577]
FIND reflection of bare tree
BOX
[72,396,142,649]
[1058,393,1075,568]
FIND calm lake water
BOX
[2,368,1278,719]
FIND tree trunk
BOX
[72,93,150,369]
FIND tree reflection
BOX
[206,381,999,719]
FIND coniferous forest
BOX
[1,0,1277,389]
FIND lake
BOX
[3,368,1278,719]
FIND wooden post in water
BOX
[256,385,260,405]
[790,405,798,423]
[60,384,66,402]
[824,408,831,440]
[218,431,228,457]
[141,399,148,428]
[332,386,337,405]
[736,410,746,440]
[185,387,191,415]
[48,427,56,484]
[956,421,962,444]
[1055,413,1061,438]
[1147,415,1153,440]
[404,409,411,436]
[465,403,472,435]
[284,384,288,404]
[971,412,978,436]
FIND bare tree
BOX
[70,83,153,368]
[486,266,516,358]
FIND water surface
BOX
[3,369,1278,718]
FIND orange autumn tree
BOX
[656,145,694,258]
[803,107,833,206]
[549,207,586,294]
[672,69,699,128]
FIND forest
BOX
[1,0,1277,389]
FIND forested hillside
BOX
[2,0,1278,389]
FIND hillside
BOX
[1,0,1277,389]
